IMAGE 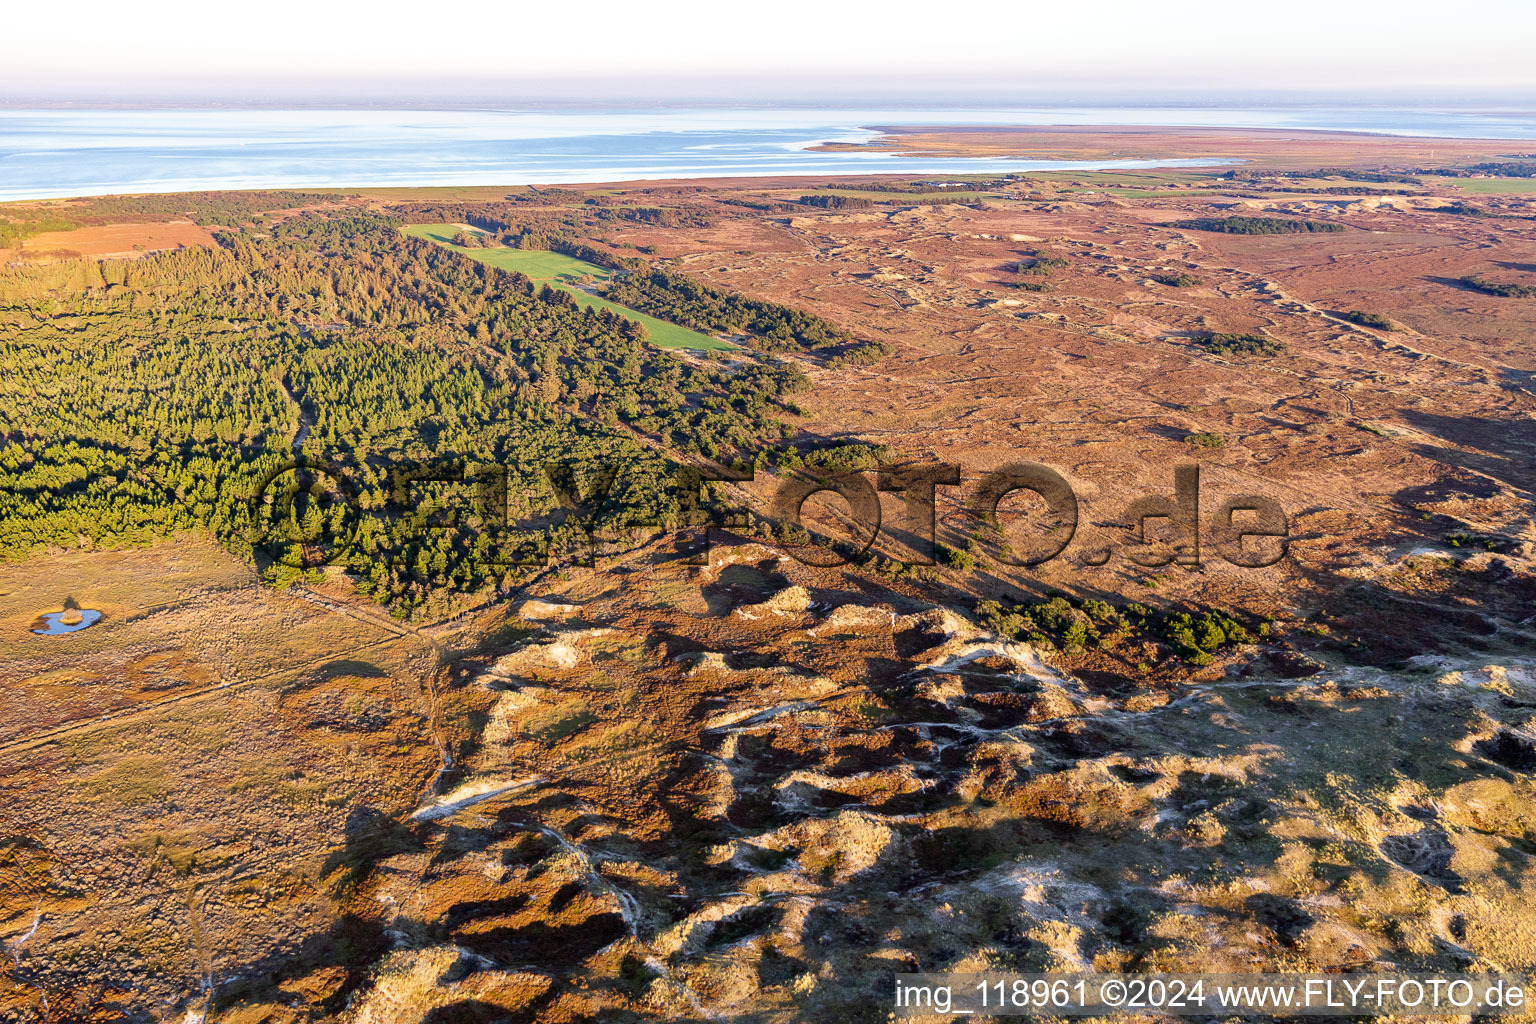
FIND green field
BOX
[320,185,597,202]
[402,224,614,281]
[402,224,734,350]
[806,188,1001,203]
[1019,170,1224,187]
[563,290,735,351]
[1057,187,1220,198]
[1442,178,1536,194]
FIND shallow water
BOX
[30,609,102,635]
[3,105,1533,201]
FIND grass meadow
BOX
[402,224,735,350]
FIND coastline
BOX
[4,106,1536,202]
[811,124,1536,170]
[0,155,1241,205]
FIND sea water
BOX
[1,105,1532,201]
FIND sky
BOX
[5,0,1535,105]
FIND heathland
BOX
[2,130,1536,1022]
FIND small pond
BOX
[30,609,103,635]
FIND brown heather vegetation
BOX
[3,128,1536,1021]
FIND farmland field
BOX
[402,224,614,280]
[803,188,1001,202]
[402,224,735,349]
[561,289,735,350]
[1443,177,1536,193]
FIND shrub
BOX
[938,544,975,571]
[1154,272,1201,287]
[798,195,875,210]
[974,596,1252,659]
[798,440,891,471]
[1081,598,1117,622]
[1339,310,1396,330]
[1061,620,1091,651]
[1461,275,1536,299]
[1169,216,1345,235]
[1017,254,1069,276]
[1195,332,1286,357]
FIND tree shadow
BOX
[210,913,392,1017]
[1423,275,1481,293]
[315,659,388,681]
[700,562,791,616]
[319,804,425,894]
[421,999,550,1024]
[1396,408,1536,493]
[1504,367,1536,397]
